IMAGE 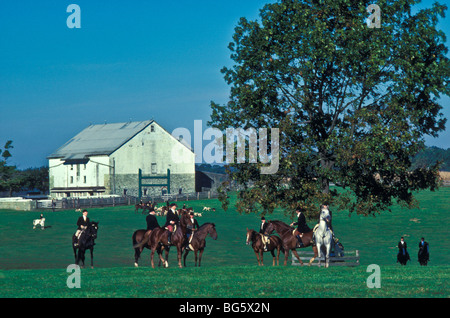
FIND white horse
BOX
[33,218,45,230]
[315,208,332,268]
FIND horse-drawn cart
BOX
[291,249,360,267]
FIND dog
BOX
[33,218,45,230]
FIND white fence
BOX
[291,250,360,267]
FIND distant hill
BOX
[195,147,450,174]
[411,146,450,171]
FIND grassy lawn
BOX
[0,187,449,297]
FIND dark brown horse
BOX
[246,228,284,266]
[264,220,318,266]
[183,223,218,267]
[72,222,99,268]
[132,229,164,267]
[146,210,193,268]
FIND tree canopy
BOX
[209,0,450,217]
[0,141,49,196]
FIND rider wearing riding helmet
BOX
[290,207,311,247]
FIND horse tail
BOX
[132,231,138,246]
[133,240,146,250]
[133,231,147,249]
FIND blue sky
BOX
[0,0,449,169]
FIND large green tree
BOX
[209,0,450,217]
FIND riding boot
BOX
[168,231,172,245]
[296,235,304,248]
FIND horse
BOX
[183,223,218,267]
[135,202,154,214]
[134,203,145,214]
[132,229,165,267]
[72,222,99,268]
[315,208,333,268]
[264,220,318,266]
[397,243,410,265]
[418,241,429,266]
[246,228,284,266]
[33,218,45,230]
[138,210,193,268]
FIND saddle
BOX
[259,233,270,244]
[187,234,195,251]
[165,224,177,232]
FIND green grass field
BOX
[1,187,449,298]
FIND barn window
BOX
[151,163,157,174]
[151,125,155,132]
[84,176,87,184]
[70,176,74,184]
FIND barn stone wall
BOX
[107,173,195,197]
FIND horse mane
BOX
[199,222,215,229]
[269,220,292,234]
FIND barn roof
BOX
[48,120,154,160]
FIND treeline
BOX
[0,166,49,197]
[411,146,450,171]
[1,140,49,197]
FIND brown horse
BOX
[246,228,284,266]
[147,210,193,268]
[183,223,218,267]
[135,202,154,214]
[132,229,164,267]
[264,220,318,266]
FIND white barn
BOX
[48,120,195,198]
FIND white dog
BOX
[33,218,45,230]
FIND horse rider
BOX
[141,206,160,245]
[397,237,410,263]
[74,209,90,247]
[164,203,180,244]
[320,202,333,231]
[185,212,199,249]
[418,237,429,265]
[319,202,336,241]
[290,207,311,248]
[259,216,270,251]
